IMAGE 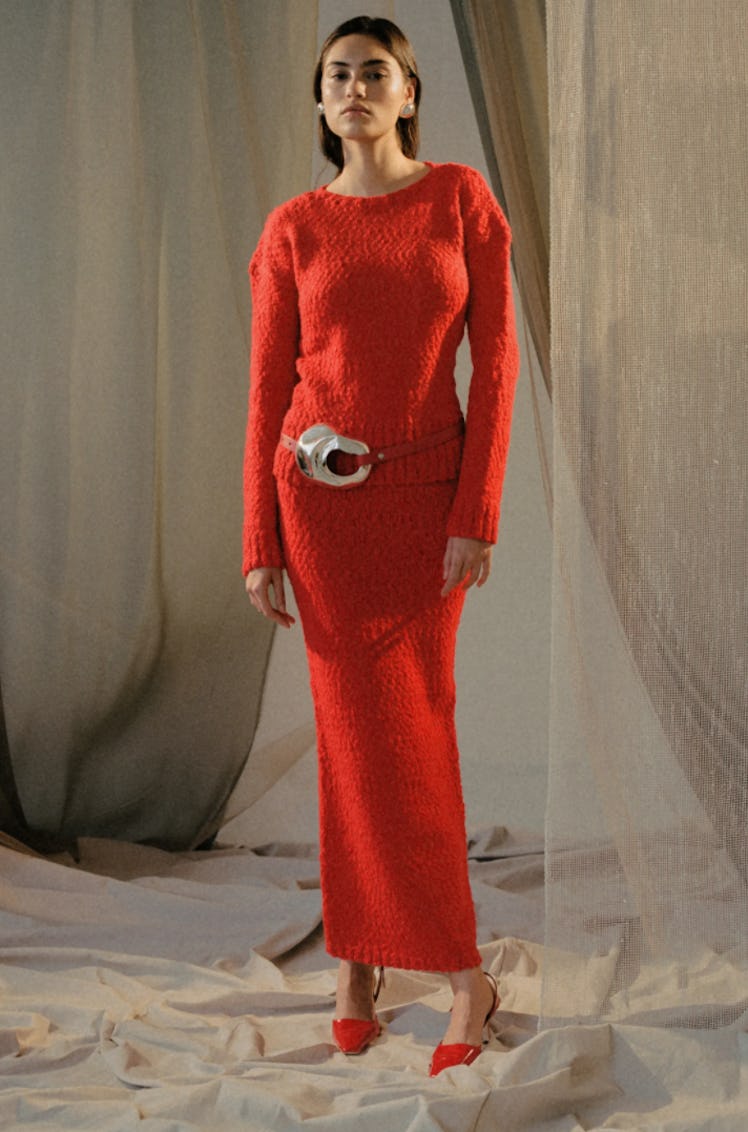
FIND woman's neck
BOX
[329,140,426,197]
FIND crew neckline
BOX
[319,161,437,201]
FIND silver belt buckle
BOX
[295,424,371,487]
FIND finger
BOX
[273,571,288,615]
[269,607,295,628]
[246,572,295,628]
[442,555,468,596]
[476,554,492,587]
[461,560,480,590]
[442,542,454,582]
[441,546,458,594]
[441,544,455,595]
[269,573,295,628]
[250,582,274,618]
[462,550,490,591]
[463,547,493,591]
[256,593,294,629]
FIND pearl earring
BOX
[317,102,325,116]
[400,102,416,119]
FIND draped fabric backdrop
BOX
[1,2,747,1125]
[542,0,748,1026]
[0,0,319,849]
[455,0,748,1028]
[450,0,549,394]
[3,0,746,1037]
[1,0,552,857]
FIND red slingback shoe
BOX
[428,970,500,1077]
[332,965,385,1055]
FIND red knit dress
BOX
[243,162,519,972]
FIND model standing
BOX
[243,15,519,1075]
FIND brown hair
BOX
[313,15,421,174]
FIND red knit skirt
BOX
[277,471,482,972]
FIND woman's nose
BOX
[347,74,366,97]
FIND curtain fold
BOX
[450,0,550,394]
[0,0,318,849]
[455,0,747,1026]
[543,0,748,1024]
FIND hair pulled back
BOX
[313,15,421,174]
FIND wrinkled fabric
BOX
[1,833,746,1130]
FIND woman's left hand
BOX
[441,536,492,597]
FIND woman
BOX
[243,15,519,1076]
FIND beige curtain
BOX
[455,0,748,1025]
[543,0,748,1024]
[450,0,549,393]
[0,0,318,849]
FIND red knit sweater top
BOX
[243,161,520,574]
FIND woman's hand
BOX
[441,536,492,597]
[245,567,296,629]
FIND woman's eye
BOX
[366,71,386,80]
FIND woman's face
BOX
[319,34,415,147]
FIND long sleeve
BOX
[242,210,299,573]
[242,166,519,568]
[446,168,520,543]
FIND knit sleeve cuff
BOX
[242,529,285,576]
[445,498,500,545]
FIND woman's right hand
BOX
[245,567,296,629]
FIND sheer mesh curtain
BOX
[450,0,549,394]
[544,0,748,1026]
[450,0,552,517]
[455,0,748,1027]
[0,0,318,849]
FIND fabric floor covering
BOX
[0,828,746,1131]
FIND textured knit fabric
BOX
[243,162,519,573]
[243,162,519,971]
[278,476,480,970]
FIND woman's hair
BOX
[313,15,421,174]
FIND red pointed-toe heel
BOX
[332,965,385,1055]
[428,970,499,1077]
